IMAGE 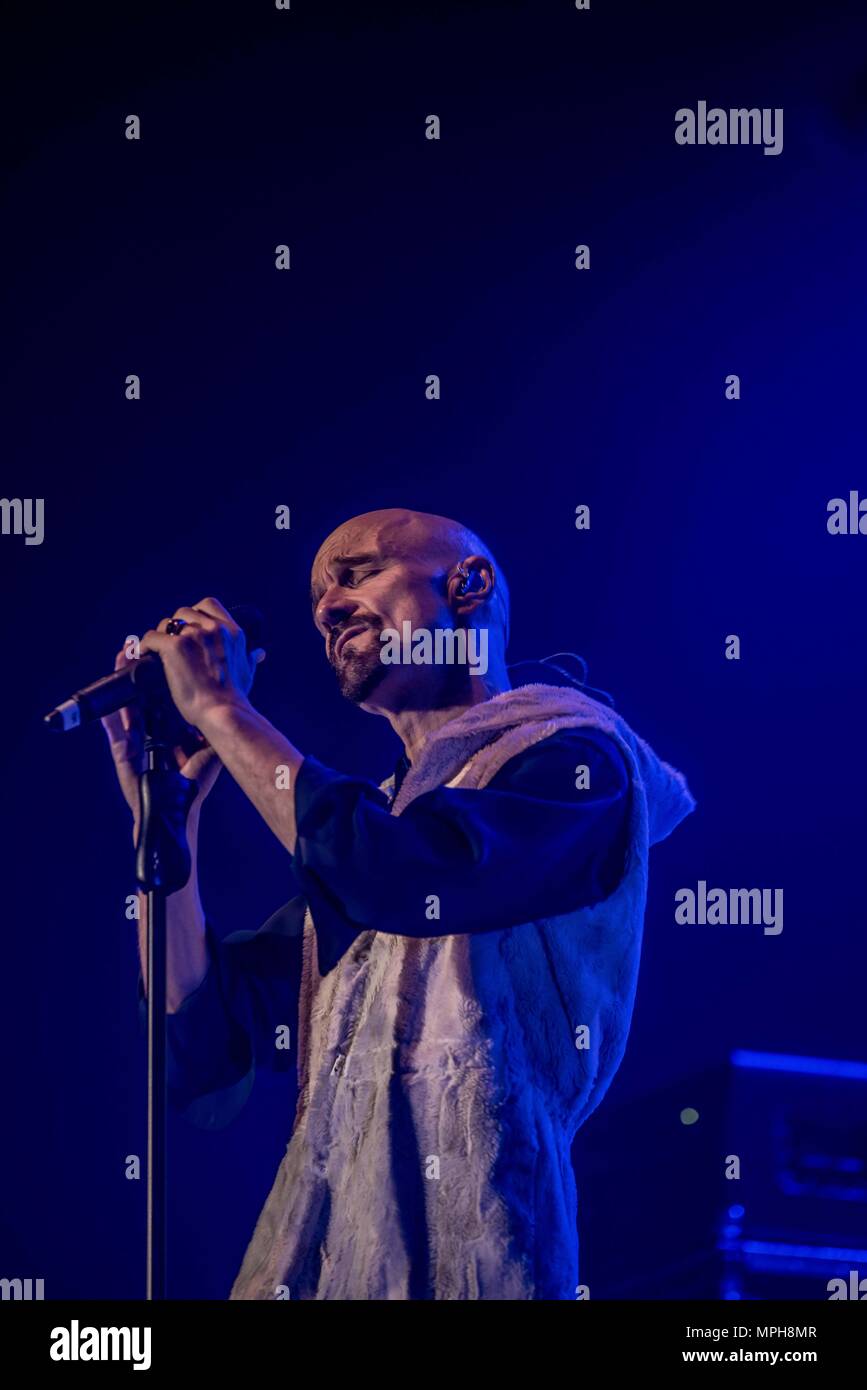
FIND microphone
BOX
[44,604,266,732]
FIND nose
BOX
[314,585,360,641]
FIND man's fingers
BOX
[189,597,238,632]
[140,628,175,655]
[154,609,204,636]
[100,707,126,743]
[101,649,140,743]
[152,601,237,640]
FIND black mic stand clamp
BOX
[135,691,200,1302]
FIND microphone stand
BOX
[42,604,264,1298]
[134,693,198,1301]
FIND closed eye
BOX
[344,568,381,587]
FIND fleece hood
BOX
[389,681,696,847]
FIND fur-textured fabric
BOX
[229,684,695,1300]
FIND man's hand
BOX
[100,643,223,842]
[140,596,266,732]
[140,595,302,857]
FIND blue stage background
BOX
[1,0,866,1299]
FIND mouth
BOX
[333,624,371,661]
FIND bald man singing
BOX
[105,508,694,1300]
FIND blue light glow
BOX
[731,1050,867,1081]
[740,1240,867,1262]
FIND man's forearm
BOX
[197,698,305,856]
[136,804,209,1013]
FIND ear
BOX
[448,555,495,617]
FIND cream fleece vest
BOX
[229,684,695,1300]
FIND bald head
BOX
[310,508,511,708]
[311,508,510,643]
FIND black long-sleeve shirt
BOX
[138,727,630,1129]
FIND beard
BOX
[330,627,389,704]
